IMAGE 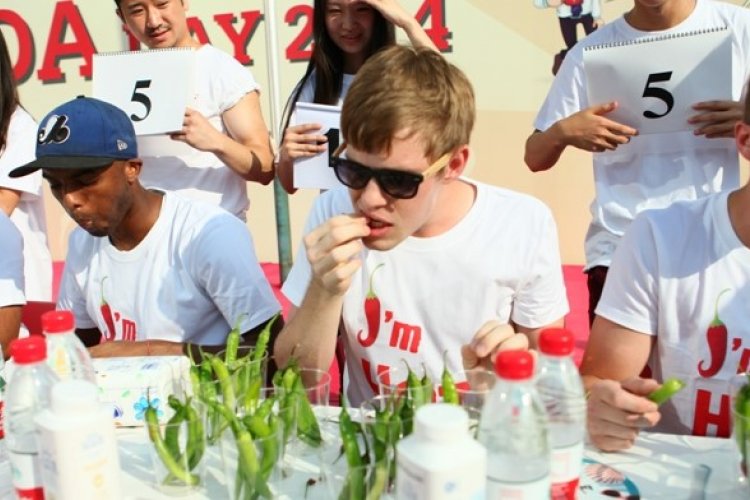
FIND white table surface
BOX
[1,430,748,499]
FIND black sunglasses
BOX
[329,144,450,199]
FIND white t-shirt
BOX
[0,211,24,308]
[57,192,281,346]
[0,107,52,301]
[534,0,750,270]
[282,181,570,407]
[296,71,355,105]
[137,44,260,221]
[597,190,750,438]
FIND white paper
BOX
[584,28,731,135]
[292,102,343,190]
[93,48,196,136]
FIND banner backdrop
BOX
[2,0,744,266]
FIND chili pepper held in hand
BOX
[100,276,116,341]
[698,289,731,378]
[357,264,385,347]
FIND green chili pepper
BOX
[185,399,205,471]
[441,352,459,405]
[252,314,279,366]
[292,375,322,447]
[225,313,248,368]
[647,378,685,405]
[164,396,187,461]
[403,360,425,409]
[212,355,237,412]
[420,363,433,405]
[366,462,388,500]
[339,405,365,500]
[145,404,199,486]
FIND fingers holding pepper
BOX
[304,215,370,296]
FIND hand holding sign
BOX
[291,103,343,190]
[93,48,196,136]
[584,27,731,135]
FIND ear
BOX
[442,145,470,181]
[124,159,142,182]
[736,121,750,161]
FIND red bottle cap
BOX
[538,327,575,356]
[41,310,75,334]
[494,350,534,380]
[10,336,47,364]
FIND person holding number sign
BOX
[114,0,275,221]
[276,0,438,194]
[274,46,568,407]
[9,96,282,360]
[581,79,750,451]
[0,29,53,304]
[525,0,750,325]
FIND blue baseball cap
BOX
[10,96,137,178]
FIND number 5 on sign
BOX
[584,28,731,135]
[93,48,196,136]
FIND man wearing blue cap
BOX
[10,96,282,357]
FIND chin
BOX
[363,235,401,252]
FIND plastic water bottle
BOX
[478,350,550,499]
[42,310,96,383]
[35,380,122,500]
[537,328,586,500]
[5,336,59,499]
[396,403,487,499]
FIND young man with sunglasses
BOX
[275,45,569,406]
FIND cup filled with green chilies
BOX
[144,393,208,495]
[732,373,750,487]
[447,367,496,438]
[376,362,436,413]
[270,362,343,497]
[357,393,415,495]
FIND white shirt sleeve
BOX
[186,213,281,333]
[533,47,589,132]
[0,214,24,307]
[510,204,570,328]
[0,108,40,198]
[595,213,660,335]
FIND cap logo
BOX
[38,115,70,145]
[117,139,128,151]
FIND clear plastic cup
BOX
[376,364,435,406]
[449,367,497,437]
[323,462,393,500]
[144,397,207,496]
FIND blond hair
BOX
[341,45,475,161]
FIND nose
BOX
[59,187,84,213]
[356,176,388,209]
[341,8,356,30]
[146,7,163,28]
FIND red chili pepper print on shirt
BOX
[357,264,385,347]
[698,288,731,378]
[100,276,117,341]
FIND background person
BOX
[276,0,437,194]
[524,0,750,326]
[115,0,275,221]
[0,29,52,303]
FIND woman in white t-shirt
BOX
[0,30,52,303]
[276,0,437,193]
